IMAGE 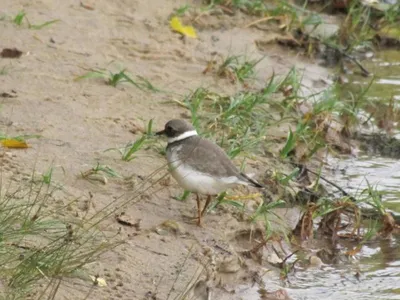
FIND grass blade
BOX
[280,128,296,158]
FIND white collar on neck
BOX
[168,130,198,144]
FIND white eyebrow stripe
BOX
[168,130,198,143]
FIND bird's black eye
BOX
[166,125,174,135]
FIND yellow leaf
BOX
[89,275,107,287]
[170,16,197,38]
[1,139,29,148]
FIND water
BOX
[337,49,400,213]
[345,50,400,103]
[330,155,400,210]
[234,50,400,300]
[285,238,400,299]
[279,50,400,300]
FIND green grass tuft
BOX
[0,177,120,299]
[13,11,26,26]
[75,68,160,91]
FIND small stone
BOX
[266,251,282,265]
[364,51,374,59]
[115,213,141,230]
[309,255,323,268]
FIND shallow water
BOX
[330,155,400,211]
[285,238,400,300]
[272,51,400,300]
[345,50,400,103]
[337,49,400,213]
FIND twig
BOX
[340,51,371,77]
[295,165,400,225]
[244,16,280,28]
[293,163,357,201]
[313,37,371,77]
[134,244,168,257]
[303,166,357,201]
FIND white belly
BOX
[167,149,244,195]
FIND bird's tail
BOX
[240,172,264,188]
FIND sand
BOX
[0,0,332,299]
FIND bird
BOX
[156,119,263,226]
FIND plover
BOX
[156,119,263,226]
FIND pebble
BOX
[309,255,323,268]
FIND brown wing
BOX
[180,137,242,178]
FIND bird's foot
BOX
[182,215,204,227]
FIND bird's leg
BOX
[196,194,202,227]
[201,195,212,217]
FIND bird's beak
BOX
[155,129,165,136]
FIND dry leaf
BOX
[1,48,23,58]
[170,16,197,38]
[1,139,29,148]
[115,212,141,230]
[276,36,302,48]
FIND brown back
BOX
[167,136,242,178]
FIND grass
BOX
[204,55,263,85]
[80,163,121,185]
[170,75,307,223]
[295,176,398,244]
[4,1,398,294]
[1,1,397,298]
[75,68,160,91]
[361,181,386,216]
[179,68,320,159]
[174,190,191,201]
[117,135,148,161]
[0,175,120,299]
[202,0,399,66]
[173,61,398,253]
[280,128,295,158]
[205,0,268,15]
[12,10,59,29]
[250,199,287,222]
[0,147,175,298]
[335,2,374,51]
[170,69,312,233]
[106,120,156,161]
[13,11,26,26]
[173,4,191,17]
[181,86,277,156]
[274,79,376,161]
[383,3,400,24]
[81,163,121,179]
[188,63,372,161]
[41,167,55,185]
